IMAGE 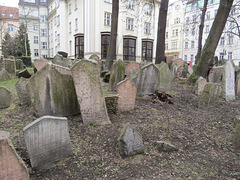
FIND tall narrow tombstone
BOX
[15,78,31,106]
[4,59,15,74]
[157,62,173,90]
[194,76,207,96]
[125,62,140,78]
[236,73,240,97]
[71,59,111,125]
[23,116,72,169]
[16,59,25,70]
[0,87,11,109]
[133,63,160,95]
[109,59,126,91]
[117,79,137,112]
[222,61,235,101]
[0,131,29,180]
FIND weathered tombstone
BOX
[18,69,31,78]
[194,76,207,95]
[109,59,126,91]
[198,83,222,108]
[125,62,140,78]
[117,79,137,112]
[157,62,173,90]
[233,120,240,153]
[23,116,72,169]
[15,78,31,106]
[173,58,184,68]
[208,66,223,83]
[176,61,188,78]
[16,59,25,70]
[0,87,11,109]
[52,54,69,68]
[71,59,111,125]
[171,62,178,75]
[236,73,240,97]
[0,131,29,179]
[33,58,49,71]
[0,69,11,81]
[222,61,235,101]
[166,56,174,70]
[4,59,15,74]
[118,123,144,157]
[27,63,79,117]
[133,64,160,95]
[0,55,4,70]
[105,94,118,114]
[89,54,100,61]
[188,66,193,75]
[139,60,148,69]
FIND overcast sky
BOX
[0,0,19,7]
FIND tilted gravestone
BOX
[18,69,31,78]
[4,59,15,74]
[72,59,111,125]
[0,131,29,179]
[157,62,173,90]
[133,63,160,95]
[52,54,69,68]
[23,116,72,169]
[125,62,140,78]
[109,59,126,91]
[117,79,137,112]
[194,76,207,96]
[27,63,79,117]
[176,61,188,78]
[15,78,31,106]
[208,66,223,83]
[33,58,49,71]
[0,69,11,81]
[0,87,11,109]
[222,61,235,101]
[16,59,25,70]
[118,123,144,157]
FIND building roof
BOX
[0,6,19,20]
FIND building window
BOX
[34,49,39,56]
[126,0,134,9]
[220,37,224,46]
[126,18,134,30]
[8,24,13,31]
[104,0,112,3]
[172,29,178,37]
[185,29,189,37]
[190,54,194,61]
[142,41,153,62]
[191,41,194,48]
[75,34,84,59]
[75,18,78,30]
[171,41,177,49]
[145,3,152,15]
[185,42,188,49]
[34,36,38,43]
[206,11,210,20]
[174,18,180,24]
[228,35,234,45]
[55,31,57,40]
[40,16,46,22]
[186,17,189,24]
[165,32,168,39]
[165,43,168,50]
[228,52,232,60]
[192,15,197,22]
[205,25,210,33]
[41,42,47,49]
[69,3,72,14]
[192,27,195,36]
[104,12,112,26]
[51,33,53,42]
[123,38,136,61]
[57,34,60,45]
[173,55,179,60]
[219,52,224,60]
[33,23,38,30]
[101,34,110,59]
[69,22,72,33]
[69,41,72,56]
[40,29,47,36]
[144,22,151,34]
[75,0,78,9]
[57,15,60,26]
[40,0,47,2]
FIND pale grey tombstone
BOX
[222,61,235,101]
[0,87,11,109]
[71,59,111,125]
[194,76,207,96]
[23,116,72,169]
[15,78,31,106]
[157,62,173,90]
[4,59,15,74]
[133,63,160,95]
[52,54,69,68]
[16,59,25,70]
[0,69,11,81]
[208,66,223,83]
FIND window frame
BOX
[123,37,136,61]
[142,40,153,62]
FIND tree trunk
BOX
[155,0,169,64]
[192,0,233,79]
[195,0,208,64]
[106,0,119,71]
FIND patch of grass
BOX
[0,75,18,94]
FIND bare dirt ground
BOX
[1,80,240,179]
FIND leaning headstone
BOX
[34,58,49,71]
[157,62,173,90]
[198,83,222,108]
[176,61,188,78]
[16,59,25,70]
[125,62,140,78]
[236,73,240,97]
[52,54,69,68]
[0,131,29,179]
[23,116,72,169]
[194,76,207,95]
[15,78,31,106]
[117,79,137,112]
[18,69,31,78]
[109,59,126,91]
[208,66,223,83]
[72,59,111,125]
[27,63,79,117]
[118,123,144,157]
[0,87,11,109]
[133,64,160,95]
[4,59,15,74]
[0,69,11,81]
[222,61,235,101]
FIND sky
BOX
[0,0,19,7]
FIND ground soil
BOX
[1,80,240,179]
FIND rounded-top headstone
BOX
[0,87,11,109]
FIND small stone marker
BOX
[208,66,223,83]
[0,68,11,81]
[23,116,72,169]
[117,79,136,112]
[222,61,235,101]
[194,76,207,95]
[15,78,31,106]
[157,62,173,90]
[0,131,29,180]
[233,120,240,153]
[4,59,15,74]
[71,59,111,125]
[155,141,178,152]
[52,54,69,68]
[33,58,49,71]
[16,59,25,70]
[105,94,118,114]
[236,73,240,97]
[0,87,11,109]
[125,62,140,78]
[118,123,144,157]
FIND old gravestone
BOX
[34,58,49,71]
[15,78,31,106]
[222,61,235,101]
[208,66,223,83]
[23,116,72,169]
[0,87,11,109]
[4,59,15,74]
[109,59,126,91]
[52,54,69,68]
[236,73,240,97]
[157,62,173,90]
[0,69,11,81]
[117,79,137,112]
[233,120,240,153]
[0,55,4,70]
[27,63,79,117]
[176,61,188,78]
[194,76,207,96]
[0,131,29,179]
[133,63,160,95]
[118,123,144,157]
[125,62,140,78]
[18,69,31,78]
[16,59,25,70]
[71,59,111,125]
